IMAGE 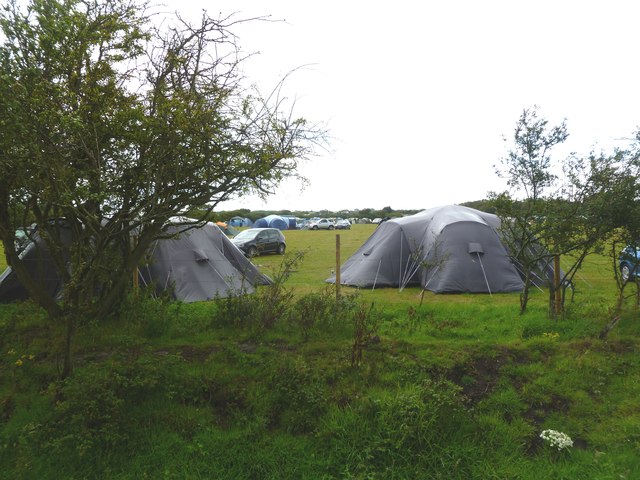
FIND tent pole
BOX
[477,253,492,296]
[372,259,382,290]
[513,262,544,292]
[423,265,440,289]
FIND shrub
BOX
[265,356,328,434]
[288,286,360,340]
[117,292,174,338]
[38,354,183,457]
[318,378,476,478]
[212,253,304,334]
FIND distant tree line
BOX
[198,206,423,223]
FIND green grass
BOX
[1,225,640,479]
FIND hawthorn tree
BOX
[494,106,640,319]
[491,106,569,314]
[603,140,640,321]
[0,0,323,376]
[545,150,638,313]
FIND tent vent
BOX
[193,249,209,262]
[468,242,484,254]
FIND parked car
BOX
[619,245,639,282]
[297,219,311,230]
[231,228,286,257]
[335,219,351,230]
[308,218,335,230]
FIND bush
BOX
[288,286,360,340]
[117,292,174,338]
[265,356,328,434]
[318,378,477,478]
[212,253,303,334]
[38,354,183,457]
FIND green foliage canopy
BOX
[493,106,640,315]
[0,0,320,320]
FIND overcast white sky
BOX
[169,1,640,212]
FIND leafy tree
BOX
[0,0,322,376]
[494,106,640,319]
[545,150,637,314]
[492,106,569,314]
[601,141,640,320]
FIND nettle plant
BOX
[540,429,574,450]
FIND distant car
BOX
[308,218,335,230]
[231,228,286,257]
[297,219,311,230]
[372,218,382,224]
[619,245,639,282]
[335,219,351,230]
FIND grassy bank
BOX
[1,225,639,479]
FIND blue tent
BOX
[285,217,297,229]
[254,215,289,230]
[229,216,253,227]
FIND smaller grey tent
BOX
[0,221,271,304]
[139,222,271,302]
[327,205,537,294]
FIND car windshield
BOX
[233,230,260,241]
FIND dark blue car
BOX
[619,245,640,282]
[231,228,286,257]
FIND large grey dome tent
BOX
[0,220,271,304]
[327,205,528,294]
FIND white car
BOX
[309,218,335,230]
[335,219,351,230]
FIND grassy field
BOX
[1,225,639,479]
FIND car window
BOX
[234,230,258,241]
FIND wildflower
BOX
[540,429,573,450]
[7,349,16,355]
[15,359,23,367]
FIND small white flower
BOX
[540,429,574,450]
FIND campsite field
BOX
[1,225,640,479]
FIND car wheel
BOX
[621,264,631,282]
[247,246,258,258]
[312,225,318,230]
[329,225,334,230]
[277,243,286,255]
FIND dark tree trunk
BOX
[62,313,77,379]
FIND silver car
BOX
[308,218,335,230]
